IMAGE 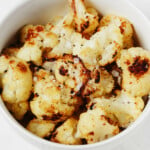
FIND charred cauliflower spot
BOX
[82,67,114,97]
[68,0,99,35]
[117,47,150,96]
[5,101,29,120]
[0,55,32,103]
[76,107,119,144]
[92,91,144,128]
[30,69,82,122]
[27,119,55,138]
[100,15,134,49]
[21,25,41,43]
[51,118,81,145]
[54,54,90,95]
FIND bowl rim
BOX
[0,0,150,149]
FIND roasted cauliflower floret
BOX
[73,44,100,70]
[92,91,144,128]
[117,47,150,97]
[30,69,82,122]
[51,118,81,145]
[92,25,123,66]
[5,101,29,120]
[74,24,123,68]
[100,15,134,49]
[82,67,114,97]
[45,13,87,59]
[0,55,32,103]
[46,25,86,59]
[76,107,119,144]
[68,0,99,34]
[2,41,42,66]
[27,119,55,138]
[54,54,89,95]
[17,42,42,66]
[20,25,58,48]
[47,26,75,58]
[19,24,58,65]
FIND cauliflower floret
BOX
[82,67,114,97]
[47,26,74,58]
[92,91,144,128]
[73,45,101,70]
[45,12,88,59]
[51,118,81,145]
[46,25,86,59]
[92,25,123,66]
[42,32,58,49]
[99,68,115,95]
[54,54,89,95]
[100,15,134,49]
[5,101,29,120]
[76,107,119,144]
[19,24,58,65]
[74,24,123,68]
[20,25,58,48]
[17,41,42,66]
[30,69,82,122]
[117,47,150,97]
[0,55,32,103]
[68,0,99,34]
[27,119,55,138]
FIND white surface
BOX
[0,0,150,150]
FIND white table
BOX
[0,0,150,150]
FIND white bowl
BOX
[0,0,150,150]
